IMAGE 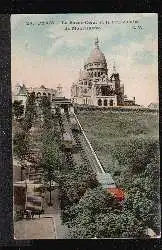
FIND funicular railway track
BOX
[65,112,97,172]
[56,109,107,176]
[71,131,91,169]
[66,111,104,174]
[57,111,74,169]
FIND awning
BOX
[25,195,43,211]
[107,187,125,201]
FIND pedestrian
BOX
[28,210,32,219]
[31,210,35,219]
[38,210,41,219]
[26,210,31,219]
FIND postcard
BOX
[11,13,160,239]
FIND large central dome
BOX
[87,37,106,64]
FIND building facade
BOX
[71,38,134,107]
[12,83,63,110]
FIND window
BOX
[104,99,107,106]
[98,99,102,106]
[110,99,113,106]
[101,86,109,96]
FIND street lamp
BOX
[20,166,25,181]
[48,178,53,206]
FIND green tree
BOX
[122,157,160,234]
[63,186,120,227]
[112,137,159,174]
[65,186,146,239]
[40,95,52,129]
[59,165,98,211]
[23,92,36,131]
[13,130,30,160]
[95,211,145,238]
[12,100,24,120]
[41,132,60,183]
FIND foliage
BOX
[23,92,36,131]
[121,154,161,234]
[12,100,24,120]
[40,96,52,129]
[94,211,145,238]
[41,131,60,182]
[65,186,146,239]
[59,164,99,211]
[112,136,159,174]
[74,110,160,237]
[77,110,159,173]
[13,130,30,160]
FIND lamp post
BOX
[47,169,53,206]
[20,166,25,181]
[48,178,53,206]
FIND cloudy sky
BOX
[11,13,158,106]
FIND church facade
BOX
[71,38,127,107]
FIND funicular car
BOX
[70,116,81,132]
[96,173,125,202]
[62,132,76,151]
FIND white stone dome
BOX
[86,37,107,65]
[87,47,106,64]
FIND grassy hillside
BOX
[77,110,159,178]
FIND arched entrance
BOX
[104,99,108,106]
[110,99,113,106]
[98,99,102,106]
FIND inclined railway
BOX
[26,106,116,190]
[58,108,109,174]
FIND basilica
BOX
[71,38,135,107]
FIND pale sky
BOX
[11,13,158,106]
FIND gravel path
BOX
[14,189,70,239]
[14,215,56,239]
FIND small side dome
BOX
[78,70,89,80]
[82,70,89,79]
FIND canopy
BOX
[27,183,43,193]
[27,195,42,202]
[26,195,43,211]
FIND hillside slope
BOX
[77,109,160,234]
[77,109,159,175]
